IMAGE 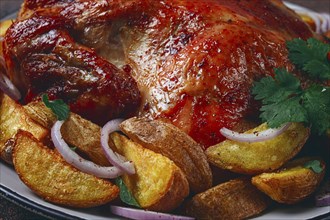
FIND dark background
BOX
[0,0,329,219]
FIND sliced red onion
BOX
[315,179,330,207]
[51,120,123,178]
[101,119,135,175]
[220,123,291,143]
[0,57,21,100]
[110,206,195,220]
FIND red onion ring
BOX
[101,119,135,175]
[110,205,195,220]
[51,120,123,178]
[0,57,21,100]
[220,123,291,143]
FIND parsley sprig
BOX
[42,94,70,121]
[287,38,330,80]
[304,160,323,174]
[252,38,330,135]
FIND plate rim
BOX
[0,182,82,220]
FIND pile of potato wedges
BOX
[0,19,328,220]
[0,92,328,219]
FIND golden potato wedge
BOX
[0,19,14,36]
[23,101,57,129]
[111,132,189,212]
[206,123,309,175]
[120,117,212,193]
[185,178,270,220]
[0,20,13,56]
[0,95,48,163]
[252,157,325,204]
[13,130,119,208]
[24,101,110,166]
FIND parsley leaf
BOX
[115,177,140,207]
[252,68,301,105]
[302,85,330,135]
[304,160,323,174]
[286,38,330,80]
[42,94,70,121]
[259,96,308,128]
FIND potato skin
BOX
[206,123,309,175]
[120,117,212,193]
[185,178,270,220]
[111,132,189,212]
[13,130,119,208]
[252,158,326,204]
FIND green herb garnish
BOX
[115,177,140,207]
[252,38,330,135]
[304,160,323,174]
[42,94,70,121]
[286,38,330,80]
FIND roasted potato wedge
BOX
[13,130,119,208]
[206,123,309,175]
[120,117,212,193]
[25,103,190,211]
[0,95,48,163]
[24,101,110,166]
[185,178,270,220]
[111,132,189,212]
[252,157,325,204]
[0,20,13,55]
[0,19,14,36]
[23,101,57,129]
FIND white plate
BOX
[1,1,330,219]
[1,160,330,220]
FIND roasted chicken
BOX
[3,0,314,147]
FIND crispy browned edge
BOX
[120,117,212,193]
[12,130,119,208]
[252,157,326,204]
[185,178,270,220]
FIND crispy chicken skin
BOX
[3,0,313,147]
